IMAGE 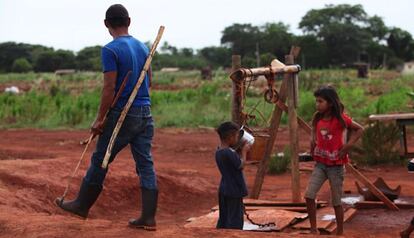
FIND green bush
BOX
[268,147,291,174]
[11,58,32,73]
[352,121,402,165]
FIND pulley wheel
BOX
[264,89,279,104]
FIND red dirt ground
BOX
[0,128,413,238]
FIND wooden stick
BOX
[60,134,94,200]
[230,64,301,82]
[250,65,289,199]
[101,26,165,169]
[243,198,328,207]
[286,54,301,202]
[345,163,399,211]
[276,101,311,134]
[231,55,243,124]
[355,201,414,209]
[211,205,309,213]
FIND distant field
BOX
[0,69,413,129]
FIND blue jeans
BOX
[84,106,157,190]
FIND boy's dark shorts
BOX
[216,192,244,229]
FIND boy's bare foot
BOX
[336,229,343,236]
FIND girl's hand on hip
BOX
[338,144,351,158]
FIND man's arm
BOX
[91,71,117,135]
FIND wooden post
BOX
[286,55,301,202]
[231,55,243,125]
[250,67,289,199]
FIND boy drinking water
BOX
[215,122,251,229]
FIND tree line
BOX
[1,4,413,73]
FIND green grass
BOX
[0,70,413,129]
[0,88,100,129]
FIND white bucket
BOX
[239,126,255,146]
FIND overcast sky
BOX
[0,0,412,52]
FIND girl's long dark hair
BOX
[312,85,347,129]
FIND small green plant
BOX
[352,121,401,165]
[268,147,291,174]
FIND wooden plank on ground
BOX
[292,207,335,230]
[355,201,414,209]
[185,209,307,232]
[245,209,307,231]
[243,198,328,207]
[345,164,399,211]
[211,205,308,213]
[324,208,357,234]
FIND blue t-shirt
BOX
[215,147,248,198]
[101,35,150,108]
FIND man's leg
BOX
[128,117,158,230]
[304,164,327,234]
[56,110,130,218]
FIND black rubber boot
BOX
[128,188,158,231]
[55,179,102,218]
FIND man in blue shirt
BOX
[56,4,158,231]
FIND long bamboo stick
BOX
[101,26,165,169]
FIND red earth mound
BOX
[0,128,413,237]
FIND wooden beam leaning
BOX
[345,164,399,211]
[250,64,289,199]
[276,101,311,134]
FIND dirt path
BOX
[0,128,412,237]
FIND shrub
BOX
[268,147,291,174]
[352,121,401,165]
[11,58,32,73]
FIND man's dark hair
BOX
[216,121,240,141]
[105,4,130,28]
